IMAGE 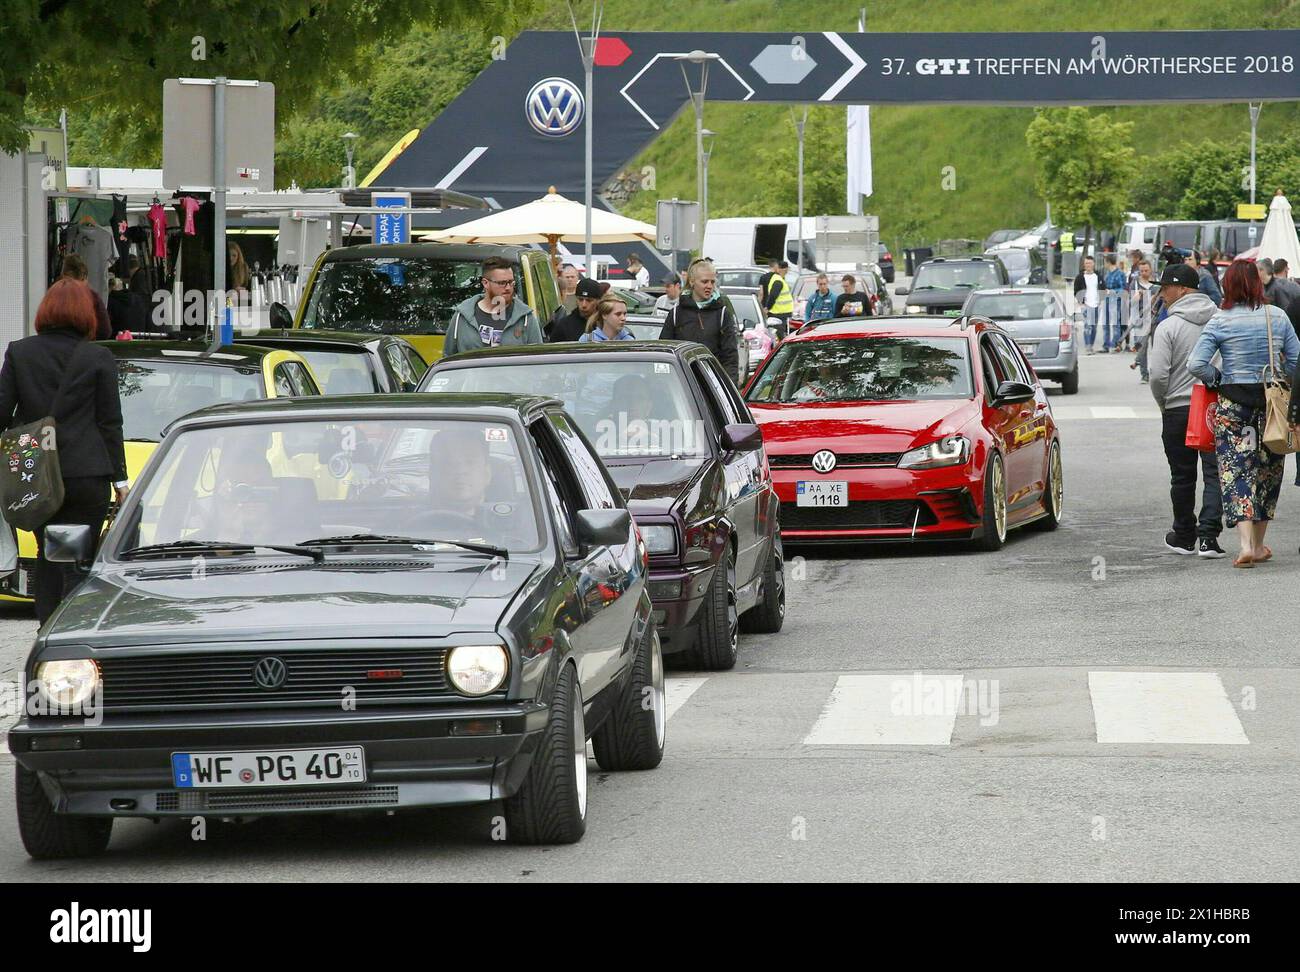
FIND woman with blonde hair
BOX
[579,297,635,342]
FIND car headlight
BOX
[898,435,970,470]
[35,659,100,708]
[639,525,678,556]
[446,645,509,696]
[906,305,925,314]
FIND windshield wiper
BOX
[298,534,508,559]
[124,437,160,443]
[911,285,939,291]
[120,539,324,562]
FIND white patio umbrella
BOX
[1250,190,1300,268]
[423,186,656,263]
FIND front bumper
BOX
[771,464,982,542]
[646,559,715,652]
[1024,343,1078,377]
[9,702,549,817]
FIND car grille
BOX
[770,452,901,469]
[781,500,936,531]
[98,647,449,712]
[154,786,400,812]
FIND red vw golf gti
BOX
[743,316,1063,548]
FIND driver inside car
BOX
[793,360,849,402]
[423,425,520,544]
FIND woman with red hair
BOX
[0,279,128,620]
[1188,259,1300,567]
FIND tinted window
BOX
[549,413,616,510]
[990,334,1031,385]
[912,262,1004,291]
[273,364,295,397]
[285,362,319,396]
[301,257,486,335]
[116,358,264,441]
[747,337,973,403]
[401,343,428,379]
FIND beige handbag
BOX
[1261,305,1297,455]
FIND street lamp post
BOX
[567,2,604,274]
[701,129,716,233]
[341,131,358,189]
[792,106,808,272]
[676,51,721,236]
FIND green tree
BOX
[1,0,531,157]
[1132,133,1300,221]
[1025,107,1137,254]
[740,107,848,217]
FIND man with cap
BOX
[654,275,682,316]
[547,277,604,343]
[1147,262,1224,558]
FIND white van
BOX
[1115,219,1160,259]
[702,217,817,268]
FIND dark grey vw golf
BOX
[10,394,663,858]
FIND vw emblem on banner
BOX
[811,450,838,473]
[525,77,584,137]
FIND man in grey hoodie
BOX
[1147,263,1224,557]
[443,256,544,356]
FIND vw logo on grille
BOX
[811,450,838,473]
[252,656,288,690]
[525,77,584,137]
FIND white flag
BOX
[846,104,872,214]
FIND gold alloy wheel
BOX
[992,457,1007,541]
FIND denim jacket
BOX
[1187,303,1300,388]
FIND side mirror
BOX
[894,286,910,295]
[575,508,632,548]
[44,523,95,567]
[994,380,1036,405]
[721,422,763,453]
[269,302,293,329]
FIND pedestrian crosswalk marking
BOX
[1088,672,1249,744]
[803,673,961,745]
[664,677,708,722]
[1051,405,1160,421]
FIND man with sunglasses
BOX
[445,256,544,356]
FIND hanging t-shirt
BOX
[66,221,114,300]
[179,196,201,235]
[148,204,168,259]
[110,194,130,279]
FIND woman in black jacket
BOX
[0,279,128,622]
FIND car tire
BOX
[682,546,738,671]
[1029,440,1064,532]
[1061,366,1080,395]
[740,529,785,634]
[15,764,112,860]
[503,663,587,844]
[592,624,666,772]
[976,453,1008,552]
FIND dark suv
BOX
[12,395,662,856]
[422,341,786,670]
[896,257,1010,316]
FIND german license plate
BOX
[171,747,366,789]
[796,481,848,507]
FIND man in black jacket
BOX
[546,277,603,342]
[660,259,740,382]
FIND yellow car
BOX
[0,341,322,605]
[279,243,562,362]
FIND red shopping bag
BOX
[1185,383,1218,451]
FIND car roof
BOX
[434,340,702,366]
[99,340,279,365]
[164,392,562,435]
[788,316,1004,339]
[318,242,533,264]
[918,256,996,265]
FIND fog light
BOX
[28,735,83,752]
[450,719,503,737]
[648,579,682,599]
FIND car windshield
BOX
[966,293,1059,321]
[117,358,265,442]
[119,418,541,554]
[993,250,1029,271]
[290,348,380,395]
[300,257,484,335]
[424,360,707,458]
[746,336,974,403]
[733,296,763,328]
[913,263,1003,291]
[716,269,766,288]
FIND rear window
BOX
[913,262,1003,292]
[966,293,1060,320]
[301,257,488,336]
[292,348,380,395]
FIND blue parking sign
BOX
[373,192,411,244]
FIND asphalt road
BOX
[2,351,1298,882]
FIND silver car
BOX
[963,287,1079,394]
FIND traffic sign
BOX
[373,192,411,244]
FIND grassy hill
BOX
[533,0,1300,250]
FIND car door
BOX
[692,355,764,590]
[544,410,639,695]
[987,332,1047,509]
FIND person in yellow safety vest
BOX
[761,259,795,338]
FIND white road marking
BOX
[1051,405,1160,421]
[664,677,708,722]
[804,673,960,745]
[1088,672,1249,744]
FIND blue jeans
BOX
[1082,305,1100,349]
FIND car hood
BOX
[905,289,973,311]
[604,456,709,516]
[750,399,981,453]
[43,558,544,647]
